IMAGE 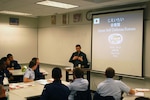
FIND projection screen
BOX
[92,9,144,77]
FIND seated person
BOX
[0,84,7,100]
[0,60,6,85]
[68,67,89,100]
[7,53,21,70]
[31,57,45,80]
[40,67,70,100]
[96,67,135,100]
[23,60,37,82]
[0,57,14,84]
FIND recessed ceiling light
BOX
[0,11,32,16]
[36,0,78,9]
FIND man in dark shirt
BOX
[69,44,88,68]
[0,57,14,84]
[0,58,14,85]
[7,54,21,70]
[40,67,70,100]
[0,59,5,85]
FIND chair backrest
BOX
[93,92,115,100]
[0,97,7,100]
[74,90,92,100]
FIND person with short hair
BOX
[31,57,45,80]
[40,67,70,100]
[0,57,14,84]
[23,60,37,82]
[96,67,135,100]
[7,53,21,70]
[0,60,6,85]
[68,67,89,100]
[69,44,88,68]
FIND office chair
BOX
[74,89,92,100]
[93,92,115,100]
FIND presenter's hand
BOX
[73,56,78,60]
[78,56,83,61]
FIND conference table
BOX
[123,88,150,100]
[9,79,70,100]
[8,68,48,83]
[9,68,48,76]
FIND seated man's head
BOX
[1,57,10,67]
[105,67,115,78]
[75,44,81,52]
[31,57,40,66]
[7,53,13,61]
[73,67,84,79]
[29,60,37,70]
[52,67,62,80]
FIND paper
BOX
[135,92,144,96]
[9,83,34,89]
[36,79,49,85]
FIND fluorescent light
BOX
[0,11,32,16]
[36,0,78,9]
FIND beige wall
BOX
[0,14,38,63]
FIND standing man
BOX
[69,44,88,68]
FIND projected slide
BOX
[92,10,143,77]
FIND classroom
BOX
[0,0,150,100]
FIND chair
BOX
[0,97,7,100]
[93,92,115,100]
[74,90,92,100]
[27,96,40,100]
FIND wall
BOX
[0,14,38,63]
[38,11,91,66]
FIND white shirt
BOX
[24,68,35,80]
[97,78,130,100]
[68,78,89,100]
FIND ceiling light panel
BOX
[36,0,79,9]
[0,11,32,16]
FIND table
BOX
[9,68,48,76]
[123,89,150,100]
[9,68,48,83]
[9,79,70,100]
[9,69,24,76]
